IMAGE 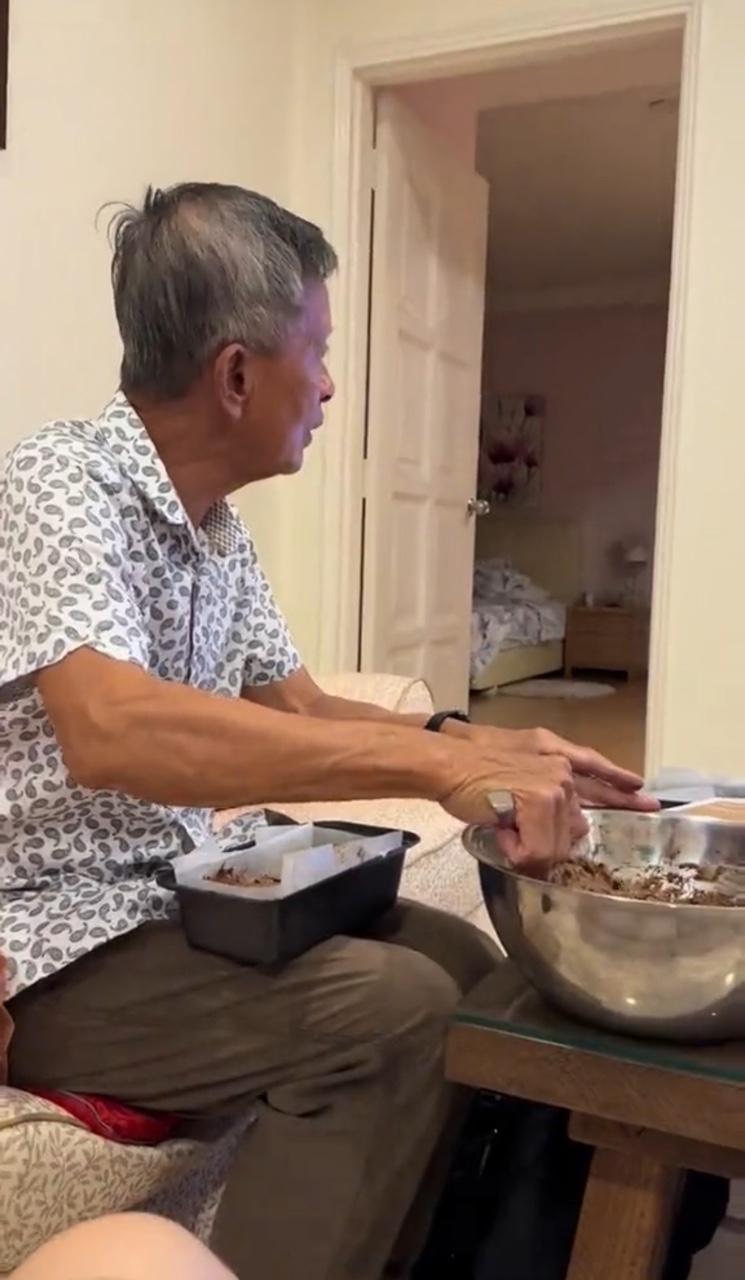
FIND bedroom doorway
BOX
[354,16,687,774]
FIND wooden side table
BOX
[446,965,744,1280]
[564,604,650,678]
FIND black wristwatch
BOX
[424,710,471,733]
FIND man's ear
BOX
[214,344,253,420]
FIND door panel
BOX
[360,92,489,708]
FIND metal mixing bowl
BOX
[464,810,745,1042]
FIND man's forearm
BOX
[242,673,434,728]
[303,691,472,739]
[40,654,458,811]
[309,691,428,728]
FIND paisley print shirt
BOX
[0,393,300,997]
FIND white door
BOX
[360,92,489,709]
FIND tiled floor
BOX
[469,677,743,1280]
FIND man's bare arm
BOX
[243,669,651,806]
[36,651,585,859]
[243,667,453,730]
[37,649,458,811]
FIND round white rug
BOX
[501,678,616,700]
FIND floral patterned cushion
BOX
[0,1088,248,1274]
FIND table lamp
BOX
[623,542,648,606]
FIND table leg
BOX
[566,1144,683,1280]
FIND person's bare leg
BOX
[11,1214,235,1280]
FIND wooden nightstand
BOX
[564,604,650,679]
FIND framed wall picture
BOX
[478,393,545,508]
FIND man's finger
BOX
[569,796,590,841]
[516,786,567,865]
[542,735,644,791]
[495,826,523,866]
[575,776,660,811]
[555,788,573,862]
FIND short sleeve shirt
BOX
[0,393,301,998]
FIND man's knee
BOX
[371,900,501,995]
[377,942,461,1044]
[309,935,460,1057]
[266,940,458,1114]
[422,908,501,994]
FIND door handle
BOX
[467,497,491,517]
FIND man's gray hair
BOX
[109,183,338,401]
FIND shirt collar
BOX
[96,392,243,557]
[96,391,190,528]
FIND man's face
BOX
[231,280,335,482]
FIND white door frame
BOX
[318,0,702,777]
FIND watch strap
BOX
[424,710,471,733]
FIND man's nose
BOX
[320,367,335,403]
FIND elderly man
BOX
[1,184,652,1280]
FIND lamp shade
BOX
[624,544,648,566]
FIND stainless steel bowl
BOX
[464,810,745,1042]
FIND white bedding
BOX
[470,559,566,681]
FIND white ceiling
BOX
[395,30,682,301]
[478,85,680,296]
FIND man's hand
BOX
[437,742,587,868]
[444,722,658,813]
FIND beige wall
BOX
[0,0,296,589]
[284,0,745,776]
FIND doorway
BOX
[363,32,681,767]
[388,41,680,770]
[321,4,698,779]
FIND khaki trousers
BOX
[8,902,500,1280]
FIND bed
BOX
[470,514,581,694]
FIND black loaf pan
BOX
[158,817,420,967]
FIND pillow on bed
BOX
[505,580,550,603]
[473,558,549,604]
[473,558,511,598]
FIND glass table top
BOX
[454,964,745,1086]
